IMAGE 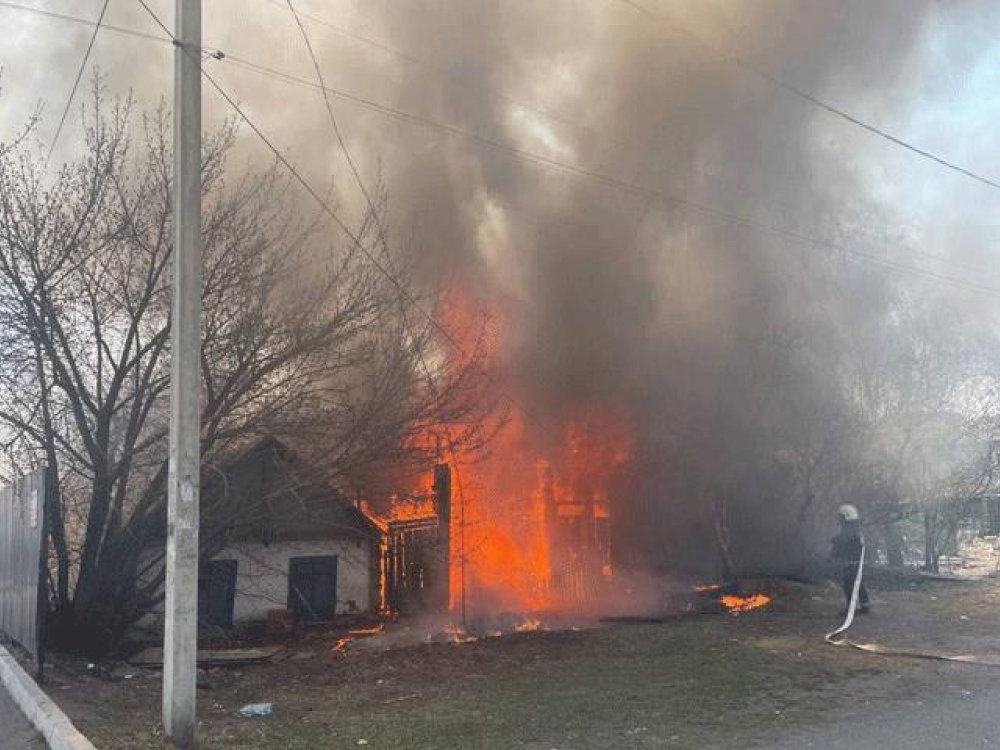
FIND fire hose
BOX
[824,537,1000,666]
[823,538,866,644]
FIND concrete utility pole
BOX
[163,0,201,747]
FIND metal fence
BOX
[0,468,46,669]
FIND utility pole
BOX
[163,0,201,747]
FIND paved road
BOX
[771,684,1000,750]
[0,682,44,750]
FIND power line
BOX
[285,0,389,250]
[133,0,170,35]
[45,0,111,167]
[283,0,440,424]
[11,0,997,300]
[253,0,831,243]
[281,2,505,606]
[12,0,985,281]
[137,0,366,246]
[0,0,168,45]
[134,0,569,451]
[614,0,1000,194]
[207,50,1000,300]
[267,0,749,230]
[259,0,595,143]
[251,0,989,281]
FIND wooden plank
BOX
[128,645,283,668]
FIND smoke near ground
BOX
[4,0,1000,580]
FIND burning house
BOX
[369,463,453,615]
[141,401,646,635]
[364,407,633,623]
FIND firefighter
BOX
[830,504,870,615]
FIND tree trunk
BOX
[923,510,939,573]
[72,476,115,610]
[45,467,71,606]
[711,492,735,580]
[884,521,905,567]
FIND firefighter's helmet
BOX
[837,504,860,522]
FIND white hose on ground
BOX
[825,538,865,643]
[823,537,1000,666]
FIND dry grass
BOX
[41,577,1000,749]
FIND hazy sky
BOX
[2,0,999,335]
[4,1,998,272]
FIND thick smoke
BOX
[5,0,998,580]
[338,0,942,577]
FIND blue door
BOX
[287,555,338,621]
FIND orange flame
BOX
[442,405,632,615]
[719,594,772,615]
[332,624,385,652]
[369,289,637,618]
[515,616,542,632]
[363,495,437,531]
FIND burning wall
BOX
[366,395,637,617]
[447,407,632,614]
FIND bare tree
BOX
[836,288,998,571]
[0,86,492,653]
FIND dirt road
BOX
[0,681,44,750]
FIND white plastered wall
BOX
[213,538,373,622]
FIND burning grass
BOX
[719,593,773,615]
[693,580,779,616]
[333,625,386,652]
[514,616,542,632]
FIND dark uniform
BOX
[831,522,869,613]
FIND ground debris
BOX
[383,693,419,704]
[236,702,273,718]
[129,645,284,668]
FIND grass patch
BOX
[53,583,1000,749]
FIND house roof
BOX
[201,436,383,546]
